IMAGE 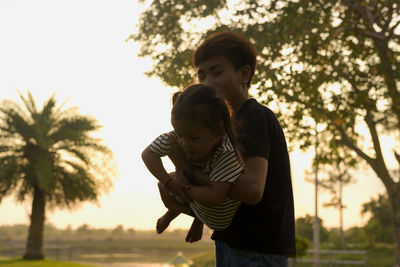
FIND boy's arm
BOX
[184,182,231,206]
[228,156,268,205]
[166,134,267,205]
[188,158,267,205]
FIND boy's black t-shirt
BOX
[211,98,296,255]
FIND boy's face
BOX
[196,56,248,104]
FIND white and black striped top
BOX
[150,132,243,230]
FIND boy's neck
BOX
[229,91,249,115]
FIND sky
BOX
[0,0,389,231]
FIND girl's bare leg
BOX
[158,182,193,214]
[156,209,179,234]
[157,182,192,233]
[185,218,204,243]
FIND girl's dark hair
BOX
[171,91,181,105]
[172,84,242,162]
[193,31,257,88]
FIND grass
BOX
[0,233,395,266]
[291,244,395,267]
[0,231,215,265]
[0,258,98,267]
[366,244,395,267]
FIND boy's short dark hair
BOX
[193,31,257,88]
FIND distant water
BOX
[78,262,171,267]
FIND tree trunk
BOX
[339,181,346,250]
[23,186,46,260]
[389,187,400,267]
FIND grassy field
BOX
[0,230,214,265]
[286,244,395,267]
[0,258,97,267]
[0,229,395,266]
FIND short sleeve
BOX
[209,150,244,183]
[236,107,272,160]
[149,132,172,157]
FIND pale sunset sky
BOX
[0,0,389,231]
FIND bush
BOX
[295,235,310,258]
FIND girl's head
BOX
[171,84,240,162]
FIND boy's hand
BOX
[167,133,187,171]
[158,183,185,212]
[174,170,189,185]
[164,174,192,203]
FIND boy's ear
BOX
[240,65,252,85]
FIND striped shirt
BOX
[150,132,243,230]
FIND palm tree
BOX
[0,91,115,259]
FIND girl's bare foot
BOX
[185,218,203,243]
[156,210,178,234]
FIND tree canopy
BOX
[0,91,116,259]
[133,0,400,261]
[133,0,399,159]
[0,92,114,207]
[362,193,394,244]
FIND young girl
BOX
[141,84,243,242]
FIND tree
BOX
[76,224,92,235]
[318,160,356,249]
[112,224,124,235]
[345,226,368,246]
[0,92,115,259]
[132,0,400,263]
[361,193,394,245]
[296,214,329,244]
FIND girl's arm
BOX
[184,181,231,206]
[141,146,173,185]
[141,146,191,202]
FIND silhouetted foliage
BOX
[362,193,394,245]
[133,0,400,262]
[0,92,116,259]
[295,215,329,244]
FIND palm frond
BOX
[0,91,116,209]
[50,116,100,145]
[0,107,34,141]
[0,156,20,201]
[47,164,98,208]
[56,148,90,166]
[18,91,38,117]
[14,178,32,202]
[39,95,57,128]
[0,99,32,124]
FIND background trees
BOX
[133,0,400,263]
[318,160,356,249]
[0,92,115,259]
[362,193,394,245]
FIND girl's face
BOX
[171,118,222,163]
